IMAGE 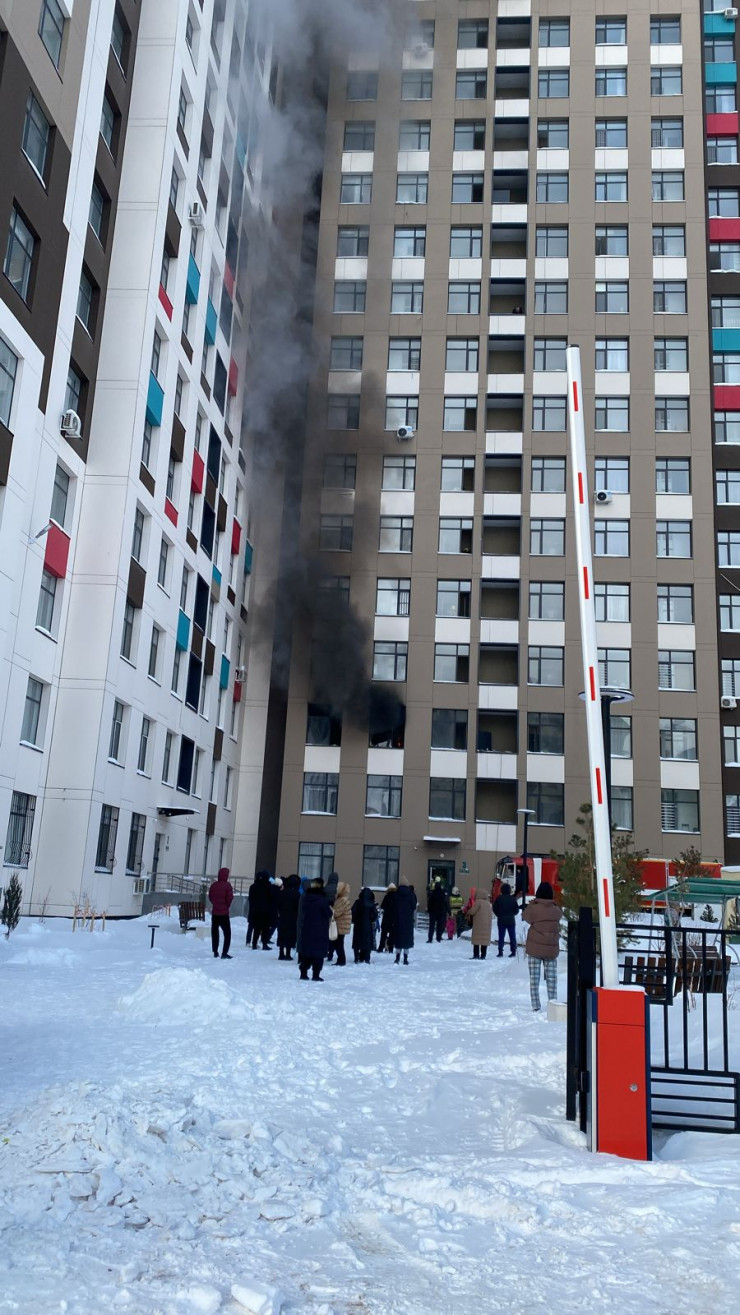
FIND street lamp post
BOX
[579,685,635,831]
[517,807,535,911]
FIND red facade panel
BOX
[44,524,70,579]
[192,450,205,492]
[164,497,179,526]
[158,284,173,320]
[706,113,739,136]
[709,218,740,242]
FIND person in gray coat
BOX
[470,888,493,960]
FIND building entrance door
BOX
[427,859,455,893]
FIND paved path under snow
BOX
[1,915,739,1314]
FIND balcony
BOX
[488,337,525,394]
[476,779,518,824]
[482,517,521,557]
[490,224,527,278]
[481,580,520,622]
[492,118,529,156]
[494,66,531,99]
[489,279,526,324]
[478,710,518,752]
[479,642,519,687]
[486,394,524,432]
[495,17,532,51]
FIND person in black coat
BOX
[492,882,519,958]
[297,878,332,980]
[379,885,398,953]
[352,887,376,963]
[394,876,417,965]
[426,878,449,943]
[277,874,301,961]
[247,870,273,949]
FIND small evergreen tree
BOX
[1,872,22,938]
[700,903,718,924]
[555,803,646,939]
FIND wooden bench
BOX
[623,954,668,999]
[623,949,731,998]
[178,900,205,932]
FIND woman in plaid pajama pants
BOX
[522,882,562,1011]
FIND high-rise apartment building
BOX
[262,0,738,898]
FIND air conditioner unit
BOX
[60,409,83,440]
[413,41,429,57]
[133,876,151,896]
[188,201,205,227]
[396,425,415,442]
[724,8,738,19]
[595,489,612,505]
[235,665,248,682]
[721,695,737,710]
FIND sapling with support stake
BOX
[1,872,22,938]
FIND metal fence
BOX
[151,872,254,896]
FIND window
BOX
[455,71,486,100]
[530,519,565,555]
[652,118,683,148]
[439,518,473,553]
[36,569,57,633]
[611,716,632,759]
[651,16,680,44]
[161,730,174,784]
[595,397,629,432]
[709,188,740,219]
[723,659,740,697]
[534,282,568,314]
[0,337,17,429]
[596,68,627,96]
[434,643,469,682]
[532,397,567,432]
[720,594,740,631]
[527,712,564,755]
[112,7,127,68]
[341,173,372,204]
[443,397,477,431]
[131,508,145,563]
[48,464,70,530]
[100,94,117,155]
[403,71,433,100]
[388,338,421,372]
[373,641,408,681]
[652,171,684,202]
[328,394,361,430]
[330,337,363,372]
[535,227,568,258]
[344,121,375,151]
[656,521,691,558]
[712,296,740,329]
[431,709,468,750]
[537,173,569,204]
[655,339,688,373]
[596,173,628,203]
[366,775,402,818]
[302,772,339,814]
[718,531,740,566]
[595,120,628,148]
[306,704,342,749]
[337,226,369,257]
[659,649,695,691]
[705,36,735,62]
[595,338,629,372]
[458,18,489,48]
[727,795,740,835]
[22,94,51,181]
[429,778,466,821]
[20,677,44,746]
[658,584,693,624]
[399,120,430,151]
[347,71,378,101]
[391,281,423,313]
[595,582,630,622]
[441,456,475,492]
[362,845,399,890]
[450,226,483,258]
[651,66,682,96]
[599,647,630,688]
[4,207,35,302]
[376,577,411,616]
[453,122,485,152]
[596,17,626,45]
[394,226,426,257]
[716,411,740,444]
[528,646,564,686]
[448,281,481,314]
[539,70,570,98]
[708,137,738,165]
[595,227,628,258]
[76,269,96,336]
[382,455,416,490]
[323,454,357,491]
[595,457,629,493]
[452,174,484,204]
[109,699,125,762]
[611,786,633,831]
[653,225,685,256]
[333,281,366,313]
[119,605,138,669]
[397,173,428,204]
[386,396,419,430]
[537,120,569,149]
[596,282,628,313]
[653,281,686,314]
[320,514,353,552]
[89,181,107,245]
[533,339,566,373]
[724,726,740,766]
[177,86,188,136]
[660,718,697,761]
[39,0,65,68]
[4,791,36,868]
[64,365,84,420]
[661,790,699,834]
[539,18,570,46]
[529,581,565,621]
[446,339,479,372]
[527,782,565,827]
[657,458,690,494]
[595,520,629,556]
[125,813,146,875]
[436,579,472,617]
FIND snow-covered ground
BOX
[1,913,740,1314]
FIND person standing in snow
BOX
[449,886,463,937]
[330,880,352,965]
[492,882,519,958]
[352,886,376,963]
[277,874,301,961]
[522,881,562,1011]
[297,876,332,980]
[379,883,398,953]
[469,887,493,960]
[248,870,272,950]
[394,875,417,965]
[426,877,448,943]
[208,868,234,960]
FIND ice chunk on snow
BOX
[177,1286,221,1313]
[231,1281,283,1314]
[117,967,245,1024]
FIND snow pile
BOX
[118,966,248,1025]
